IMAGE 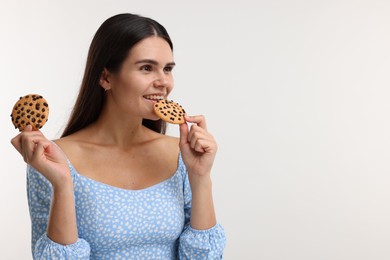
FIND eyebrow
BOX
[135,59,176,66]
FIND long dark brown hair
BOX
[61,13,173,137]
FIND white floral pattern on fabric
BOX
[27,154,226,259]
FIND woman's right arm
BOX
[12,125,90,259]
[27,165,90,259]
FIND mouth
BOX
[143,95,165,102]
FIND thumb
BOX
[179,123,189,147]
[24,124,33,132]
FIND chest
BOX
[74,149,178,190]
[74,173,185,251]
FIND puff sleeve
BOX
[178,164,226,259]
[27,165,90,259]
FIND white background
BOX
[1,0,390,259]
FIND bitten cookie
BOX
[11,94,49,131]
[154,100,186,124]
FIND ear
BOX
[99,68,111,91]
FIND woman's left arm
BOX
[179,115,226,259]
[179,115,218,230]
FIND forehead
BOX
[128,36,173,61]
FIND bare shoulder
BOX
[156,133,180,149]
[52,134,85,160]
[147,129,180,156]
[52,130,107,173]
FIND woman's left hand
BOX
[179,115,217,178]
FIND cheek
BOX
[168,78,174,93]
[166,86,174,98]
[114,78,140,95]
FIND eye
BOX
[140,65,152,71]
[164,66,174,73]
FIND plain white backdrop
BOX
[1,0,390,259]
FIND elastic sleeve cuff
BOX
[33,234,90,259]
[179,223,226,259]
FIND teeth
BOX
[144,95,164,100]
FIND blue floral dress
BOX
[27,154,226,259]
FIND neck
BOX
[87,106,150,149]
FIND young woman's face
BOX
[107,36,175,120]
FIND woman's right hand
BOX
[11,125,71,190]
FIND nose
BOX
[153,72,171,88]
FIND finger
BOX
[188,127,202,146]
[188,128,217,152]
[11,135,23,154]
[194,139,209,153]
[28,139,53,166]
[179,123,189,147]
[22,137,39,163]
[184,115,207,130]
[31,140,46,163]
[187,124,209,144]
[20,132,47,163]
[190,136,206,153]
[10,126,40,155]
[190,133,216,153]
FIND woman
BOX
[11,13,226,259]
